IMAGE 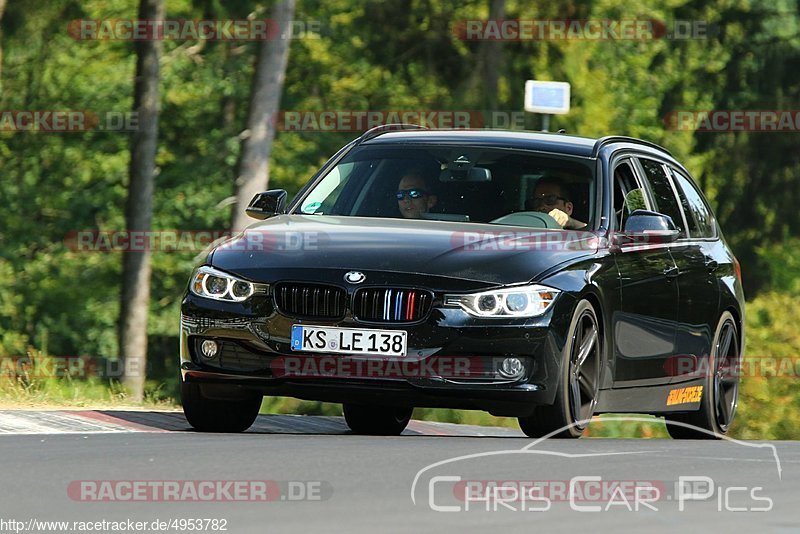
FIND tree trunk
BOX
[232,0,295,232]
[481,0,505,110]
[0,0,6,95]
[119,0,163,401]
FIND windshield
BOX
[295,145,597,229]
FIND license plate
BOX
[291,325,407,357]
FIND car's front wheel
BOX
[343,403,413,435]
[518,299,602,438]
[665,311,741,439]
[181,381,261,433]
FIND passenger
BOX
[396,173,437,219]
[530,177,587,229]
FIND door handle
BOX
[705,259,719,273]
[663,266,679,278]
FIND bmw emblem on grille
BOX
[344,271,366,284]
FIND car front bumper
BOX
[179,291,575,417]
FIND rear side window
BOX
[612,159,649,231]
[638,158,687,238]
[664,171,701,238]
[670,168,716,238]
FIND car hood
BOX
[210,215,599,288]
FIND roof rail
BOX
[355,123,429,145]
[592,136,672,157]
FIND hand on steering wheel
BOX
[548,208,570,228]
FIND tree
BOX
[232,0,296,232]
[0,0,6,94]
[119,0,164,401]
[468,0,506,110]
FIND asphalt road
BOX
[0,412,797,533]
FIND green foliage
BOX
[754,238,800,294]
[0,350,173,407]
[732,290,800,439]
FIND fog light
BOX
[200,340,219,359]
[499,357,524,378]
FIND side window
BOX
[670,168,716,238]
[637,158,687,238]
[666,169,701,238]
[612,159,648,230]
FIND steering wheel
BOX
[489,211,562,229]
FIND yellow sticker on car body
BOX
[666,385,704,406]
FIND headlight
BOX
[445,284,560,318]
[189,266,255,302]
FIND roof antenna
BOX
[557,128,566,134]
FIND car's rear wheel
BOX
[518,299,602,438]
[181,381,261,433]
[343,403,413,435]
[665,312,740,439]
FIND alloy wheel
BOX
[568,309,601,429]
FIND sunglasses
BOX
[396,189,428,200]
[531,194,568,207]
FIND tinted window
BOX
[670,168,716,238]
[664,170,700,237]
[638,158,686,237]
[612,159,649,230]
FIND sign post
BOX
[524,80,571,132]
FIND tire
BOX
[518,299,602,439]
[181,381,261,433]
[666,311,741,439]
[343,403,413,436]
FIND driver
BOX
[396,173,437,219]
[529,177,587,229]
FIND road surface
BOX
[0,410,796,533]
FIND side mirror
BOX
[246,190,288,220]
[613,209,680,246]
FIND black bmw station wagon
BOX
[180,125,744,439]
